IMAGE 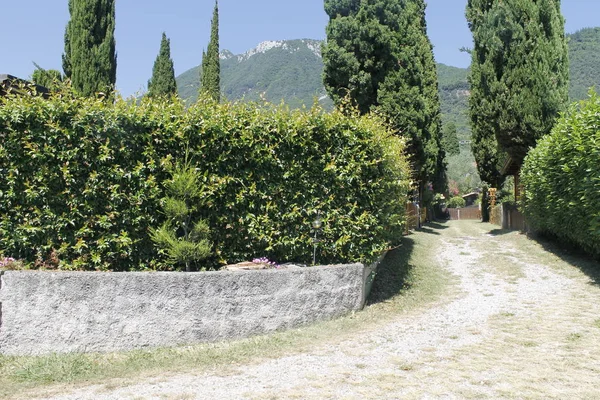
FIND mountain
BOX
[568,27,600,101]
[177,39,331,109]
[175,32,600,194]
[436,63,470,141]
[177,29,600,112]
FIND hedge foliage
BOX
[521,91,600,257]
[447,196,466,209]
[0,93,411,270]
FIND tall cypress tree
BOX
[148,32,177,97]
[62,0,117,96]
[467,0,569,167]
[466,0,506,195]
[323,0,443,189]
[62,0,74,79]
[200,0,220,102]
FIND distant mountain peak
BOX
[219,49,235,60]
[220,39,323,63]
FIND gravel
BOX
[31,222,600,400]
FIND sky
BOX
[2,0,599,97]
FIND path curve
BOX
[37,221,600,399]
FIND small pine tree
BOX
[200,0,220,101]
[151,159,211,272]
[148,32,177,97]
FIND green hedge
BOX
[0,93,410,270]
[521,91,600,257]
[447,196,466,209]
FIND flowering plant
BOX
[252,257,279,268]
[0,257,23,270]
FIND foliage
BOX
[466,0,569,167]
[441,122,460,157]
[446,148,482,196]
[148,33,177,98]
[0,257,24,270]
[31,63,64,91]
[62,0,117,96]
[178,40,331,109]
[568,27,600,101]
[150,159,211,271]
[521,91,600,257]
[446,196,466,209]
[0,92,410,270]
[200,1,220,102]
[322,0,442,188]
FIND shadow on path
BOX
[367,236,415,305]
[529,233,600,287]
[487,228,512,236]
[419,221,449,236]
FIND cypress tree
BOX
[200,0,220,102]
[62,0,117,97]
[323,0,443,190]
[148,32,177,97]
[466,0,569,167]
[62,0,73,79]
[441,122,460,157]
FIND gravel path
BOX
[36,222,600,399]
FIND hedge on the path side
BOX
[521,91,600,257]
[0,93,411,270]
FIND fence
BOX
[489,203,529,231]
[447,207,481,220]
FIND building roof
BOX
[0,74,49,98]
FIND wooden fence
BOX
[447,207,481,221]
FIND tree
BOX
[441,122,460,157]
[323,0,443,192]
[151,159,212,272]
[31,63,63,90]
[200,0,220,102]
[466,0,569,167]
[148,33,177,97]
[62,0,117,97]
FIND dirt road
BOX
[35,221,600,399]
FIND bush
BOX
[0,93,411,270]
[521,91,600,257]
[447,196,466,208]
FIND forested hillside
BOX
[177,39,330,109]
[175,31,600,195]
[568,27,600,101]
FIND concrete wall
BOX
[0,264,366,356]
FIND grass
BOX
[0,225,452,399]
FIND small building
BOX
[0,74,49,98]
[462,192,479,207]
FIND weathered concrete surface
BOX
[0,264,365,355]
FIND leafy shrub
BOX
[521,91,600,257]
[0,93,410,270]
[447,196,466,208]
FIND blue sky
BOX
[2,0,598,97]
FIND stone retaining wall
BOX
[0,264,367,356]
